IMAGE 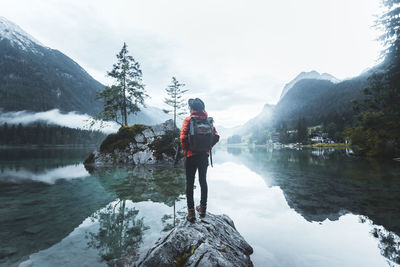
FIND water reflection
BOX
[359,216,400,266]
[0,164,89,184]
[3,146,400,266]
[224,146,400,265]
[227,146,242,155]
[85,166,187,265]
[87,166,186,206]
[0,175,114,266]
[86,201,149,265]
[0,146,93,172]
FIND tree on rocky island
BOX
[96,43,148,126]
[162,77,188,165]
[163,77,188,128]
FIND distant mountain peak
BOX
[0,16,45,52]
[0,17,105,115]
[280,70,340,100]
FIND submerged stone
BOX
[136,212,253,267]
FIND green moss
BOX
[174,246,195,267]
[99,124,150,153]
[148,129,180,160]
[174,252,188,267]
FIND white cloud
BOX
[0,109,119,134]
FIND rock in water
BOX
[137,213,253,267]
[84,120,181,166]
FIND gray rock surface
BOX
[89,120,179,166]
[136,213,253,267]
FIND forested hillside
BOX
[274,71,371,128]
[0,123,105,145]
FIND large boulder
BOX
[136,212,253,267]
[84,120,181,166]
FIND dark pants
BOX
[186,153,209,209]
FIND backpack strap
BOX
[209,147,213,167]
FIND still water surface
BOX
[0,146,399,266]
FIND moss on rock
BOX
[100,124,151,153]
[149,129,180,160]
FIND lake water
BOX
[0,146,399,267]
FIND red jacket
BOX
[180,110,220,158]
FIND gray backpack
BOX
[188,116,214,153]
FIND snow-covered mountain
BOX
[279,70,339,100]
[0,16,45,52]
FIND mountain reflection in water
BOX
[223,146,400,265]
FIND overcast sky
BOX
[2,0,382,127]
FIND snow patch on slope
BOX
[0,16,46,52]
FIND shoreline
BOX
[224,143,351,149]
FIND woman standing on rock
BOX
[180,98,220,222]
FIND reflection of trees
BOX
[359,216,400,265]
[372,227,400,265]
[87,166,186,207]
[231,147,400,235]
[150,168,186,232]
[86,166,187,246]
[161,208,186,232]
[87,200,149,264]
[226,147,400,264]
[227,147,242,155]
[0,147,92,172]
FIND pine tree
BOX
[97,43,147,126]
[296,117,308,143]
[348,0,400,156]
[377,0,400,80]
[163,77,188,128]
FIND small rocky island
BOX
[84,120,181,166]
[135,212,253,267]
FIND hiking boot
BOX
[186,208,196,223]
[196,205,207,218]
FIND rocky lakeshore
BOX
[84,120,182,166]
[132,212,253,267]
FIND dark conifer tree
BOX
[97,43,147,126]
[163,77,188,128]
[296,117,308,143]
[349,0,400,156]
